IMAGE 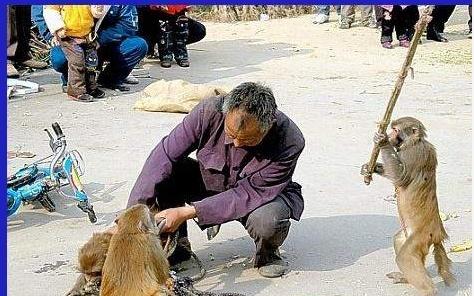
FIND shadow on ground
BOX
[23,38,310,99]
[186,214,398,295]
[7,181,125,232]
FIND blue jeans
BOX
[315,5,341,16]
[50,36,148,85]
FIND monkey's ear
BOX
[138,220,150,233]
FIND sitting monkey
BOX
[362,117,455,296]
[100,204,172,296]
[66,232,113,296]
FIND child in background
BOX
[44,5,105,102]
[378,5,419,49]
[149,5,191,68]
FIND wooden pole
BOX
[363,6,433,185]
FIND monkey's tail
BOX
[433,243,456,287]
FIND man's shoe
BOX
[176,59,190,68]
[168,237,192,267]
[382,41,393,49]
[160,59,172,68]
[399,40,410,48]
[313,14,329,24]
[19,59,48,69]
[339,21,351,29]
[258,259,288,278]
[89,88,106,98]
[123,75,139,84]
[256,249,289,278]
[69,93,94,102]
[427,31,448,42]
[62,85,67,93]
[7,62,19,78]
[98,80,130,91]
[362,19,377,28]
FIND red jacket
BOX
[149,5,188,15]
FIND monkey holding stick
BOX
[361,117,455,296]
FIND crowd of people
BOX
[314,5,472,48]
[7,5,206,102]
[6,5,471,102]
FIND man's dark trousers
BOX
[148,158,293,267]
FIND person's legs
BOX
[437,5,456,33]
[137,6,160,56]
[380,9,394,48]
[392,6,409,44]
[173,15,190,67]
[316,5,330,16]
[58,38,93,101]
[150,157,210,265]
[12,5,31,63]
[157,17,175,68]
[98,36,148,89]
[50,45,68,87]
[13,5,47,69]
[314,5,330,24]
[340,5,355,28]
[359,5,376,27]
[241,196,291,277]
[427,5,455,42]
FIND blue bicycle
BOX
[7,123,97,223]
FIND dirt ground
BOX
[7,7,472,296]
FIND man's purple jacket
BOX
[128,96,305,226]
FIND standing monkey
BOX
[100,204,173,296]
[361,117,455,295]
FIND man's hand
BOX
[155,206,197,233]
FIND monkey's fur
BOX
[67,205,246,296]
[100,204,172,296]
[66,232,113,296]
[362,117,455,295]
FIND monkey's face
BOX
[388,126,405,148]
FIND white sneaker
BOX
[313,14,329,24]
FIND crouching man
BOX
[128,82,305,278]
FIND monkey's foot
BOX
[386,272,408,284]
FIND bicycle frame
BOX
[7,123,97,223]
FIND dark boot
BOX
[173,15,190,67]
[427,26,448,42]
[168,236,192,267]
[158,20,174,68]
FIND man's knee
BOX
[50,46,67,72]
[121,36,148,60]
[245,199,291,241]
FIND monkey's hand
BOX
[360,162,384,176]
[373,132,390,148]
[360,163,370,176]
